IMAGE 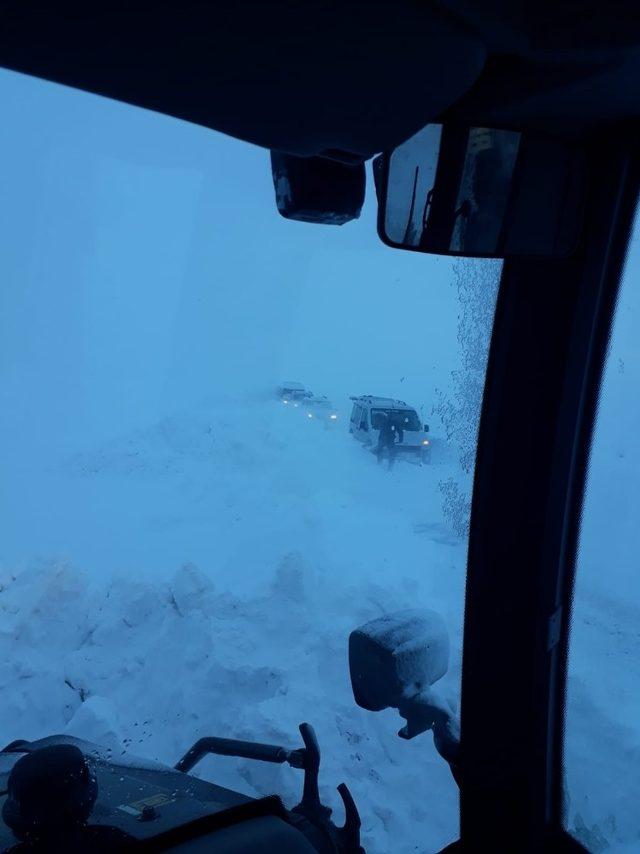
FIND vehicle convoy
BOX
[277,381,312,404]
[302,395,339,423]
[2,1,640,853]
[278,384,338,422]
[349,396,431,463]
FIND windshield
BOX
[371,409,421,430]
[0,70,501,853]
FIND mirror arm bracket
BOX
[397,691,461,785]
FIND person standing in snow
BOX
[376,412,397,470]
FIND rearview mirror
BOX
[375,123,587,258]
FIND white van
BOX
[349,395,431,462]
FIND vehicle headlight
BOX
[330,414,338,420]
[422,439,430,446]
[308,413,313,418]
[283,399,289,404]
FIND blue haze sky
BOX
[0,68,459,463]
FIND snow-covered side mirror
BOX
[424,424,430,432]
[349,610,462,786]
[349,609,449,712]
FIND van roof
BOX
[351,395,414,409]
[281,381,305,390]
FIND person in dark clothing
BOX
[376,412,397,469]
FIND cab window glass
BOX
[0,71,501,852]
[564,210,640,852]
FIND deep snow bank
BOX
[0,556,460,852]
[1,398,465,852]
[2,396,640,852]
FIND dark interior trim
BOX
[459,129,639,851]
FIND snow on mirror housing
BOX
[349,610,449,712]
[349,610,462,785]
[375,124,587,258]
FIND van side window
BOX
[360,409,369,430]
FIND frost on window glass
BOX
[0,71,499,853]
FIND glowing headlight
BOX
[330,414,338,420]
[422,439,430,446]
[307,413,313,418]
[283,399,289,404]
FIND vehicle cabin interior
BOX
[1,2,639,853]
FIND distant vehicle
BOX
[302,395,339,424]
[349,395,431,463]
[277,381,312,406]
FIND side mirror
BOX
[424,424,429,433]
[375,123,587,259]
[349,610,461,785]
[349,610,449,712]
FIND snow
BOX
[0,67,638,854]
[1,266,466,854]
[0,403,465,851]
